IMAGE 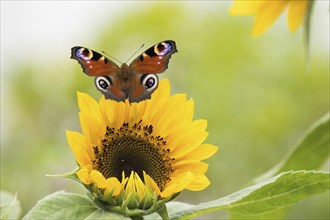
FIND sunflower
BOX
[66,79,218,216]
[229,0,310,37]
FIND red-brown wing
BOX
[71,47,120,76]
[128,74,159,103]
[95,76,128,102]
[129,81,147,103]
[129,40,178,74]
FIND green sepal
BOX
[59,168,178,218]
[91,191,175,218]
[156,204,169,220]
[46,168,80,181]
[123,193,138,209]
[114,191,125,206]
[140,191,154,210]
[99,189,117,206]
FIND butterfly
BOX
[71,40,177,102]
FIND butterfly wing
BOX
[128,74,159,102]
[129,40,178,74]
[71,46,128,100]
[71,46,120,76]
[127,40,178,102]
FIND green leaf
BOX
[0,191,22,220]
[228,171,329,219]
[170,171,330,219]
[22,191,128,220]
[84,209,129,220]
[255,112,329,182]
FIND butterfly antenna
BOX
[102,50,123,64]
[125,44,145,63]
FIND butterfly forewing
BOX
[71,47,120,76]
[129,40,178,74]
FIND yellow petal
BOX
[66,130,94,159]
[152,79,171,100]
[172,161,209,174]
[287,0,308,32]
[161,172,194,198]
[229,0,266,16]
[77,92,105,129]
[168,120,208,158]
[186,173,210,191]
[76,167,91,184]
[252,1,288,37]
[99,96,115,126]
[90,170,107,188]
[159,100,191,134]
[127,101,139,124]
[135,99,148,120]
[143,171,161,196]
[152,94,187,134]
[124,172,137,199]
[66,130,82,152]
[104,177,122,196]
[79,112,105,147]
[176,144,218,161]
[124,100,132,121]
[113,101,126,129]
[134,173,147,200]
[169,130,208,158]
[154,98,195,139]
[72,148,91,167]
[181,99,194,124]
[191,119,207,131]
[77,92,100,115]
[99,97,126,129]
[143,79,171,121]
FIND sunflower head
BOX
[66,79,218,217]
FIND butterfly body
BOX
[71,40,177,102]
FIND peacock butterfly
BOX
[71,40,177,102]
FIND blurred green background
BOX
[1,1,329,219]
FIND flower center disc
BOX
[93,122,173,191]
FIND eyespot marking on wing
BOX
[75,48,93,60]
[154,41,172,55]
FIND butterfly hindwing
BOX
[128,74,159,102]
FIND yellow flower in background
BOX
[66,79,218,213]
[229,0,310,37]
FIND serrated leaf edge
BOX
[170,170,330,219]
[22,191,97,220]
